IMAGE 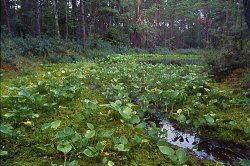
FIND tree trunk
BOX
[72,0,77,37]
[80,0,86,44]
[34,0,41,37]
[169,0,176,50]
[52,0,60,38]
[93,7,97,33]
[132,0,141,47]
[155,0,160,28]
[204,1,209,48]
[236,0,241,27]
[2,0,12,34]
[65,0,69,40]
[224,0,229,36]
[155,0,161,46]
[243,0,250,32]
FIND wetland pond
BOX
[145,113,250,165]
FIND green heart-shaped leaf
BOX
[85,130,95,139]
[57,143,72,154]
[176,148,187,164]
[158,146,175,156]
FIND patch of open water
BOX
[145,114,250,164]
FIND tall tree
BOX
[79,0,86,44]
[224,0,230,36]
[2,0,12,34]
[52,0,60,38]
[34,0,41,37]
[169,0,176,49]
[155,0,161,28]
[132,0,141,47]
[243,0,250,32]
[72,0,77,37]
[65,0,69,40]
[204,0,209,48]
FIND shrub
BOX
[205,37,247,81]
[175,48,204,55]
[83,48,112,60]
[0,37,83,65]
[105,27,123,45]
[84,34,130,58]
[86,34,112,50]
[149,47,170,55]
[0,38,21,65]
[130,47,148,54]
[112,45,129,54]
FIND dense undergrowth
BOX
[0,36,206,69]
[1,54,249,165]
[204,38,250,85]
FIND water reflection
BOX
[145,114,250,164]
[160,119,199,149]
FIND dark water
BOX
[145,114,250,164]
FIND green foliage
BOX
[51,160,78,166]
[41,120,62,130]
[55,127,83,154]
[0,38,19,64]
[205,37,247,81]
[0,124,13,135]
[86,34,112,50]
[0,37,83,65]
[175,49,204,55]
[84,34,130,58]
[147,122,159,138]
[239,160,250,166]
[113,136,130,152]
[1,54,249,165]
[83,99,98,110]
[105,27,123,45]
[98,7,119,16]
[158,145,187,164]
[1,67,84,133]
[102,100,140,124]
[149,47,170,55]
[244,118,250,137]
[113,45,129,54]
[137,53,205,65]
[82,99,98,118]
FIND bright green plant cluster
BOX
[87,55,249,129]
[2,69,84,123]
[157,143,187,165]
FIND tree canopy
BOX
[1,0,249,48]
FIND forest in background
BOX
[1,0,250,49]
[1,0,250,81]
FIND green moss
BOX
[181,82,250,144]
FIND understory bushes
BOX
[148,48,205,55]
[1,35,212,67]
[175,48,205,55]
[0,37,84,65]
[205,37,249,82]
[0,36,133,65]
[5,35,245,72]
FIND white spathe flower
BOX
[177,109,182,114]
